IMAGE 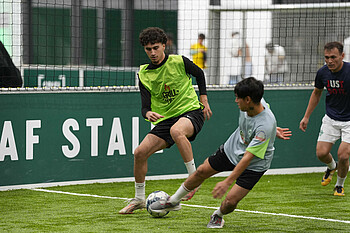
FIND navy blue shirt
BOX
[315,62,350,121]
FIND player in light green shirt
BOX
[224,97,276,172]
[150,77,292,228]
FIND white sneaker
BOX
[119,198,145,214]
[149,196,181,213]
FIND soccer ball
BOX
[146,190,170,218]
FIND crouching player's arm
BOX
[211,152,255,199]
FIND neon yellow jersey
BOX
[138,55,202,124]
[190,43,207,69]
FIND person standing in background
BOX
[226,32,253,84]
[165,32,177,55]
[190,33,207,69]
[265,43,288,84]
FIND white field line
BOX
[31,188,350,225]
[32,188,129,201]
[182,203,350,224]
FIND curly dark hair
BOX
[139,27,167,46]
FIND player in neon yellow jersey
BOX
[119,27,212,214]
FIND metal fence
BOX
[1,0,350,89]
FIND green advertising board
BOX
[84,70,136,86]
[23,68,81,87]
[0,89,328,188]
[23,67,137,87]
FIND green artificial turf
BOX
[1,173,349,232]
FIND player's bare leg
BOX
[337,142,350,178]
[221,184,250,214]
[208,184,249,228]
[317,142,337,186]
[170,117,201,200]
[316,141,334,164]
[334,142,350,196]
[170,117,195,163]
[133,134,167,183]
[119,134,167,214]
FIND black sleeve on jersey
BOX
[139,77,151,119]
[182,56,207,95]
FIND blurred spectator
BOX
[0,41,22,88]
[226,32,253,84]
[165,32,177,55]
[190,33,207,69]
[265,43,288,84]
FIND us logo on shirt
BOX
[255,130,267,142]
[327,80,346,95]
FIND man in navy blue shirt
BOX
[300,41,350,196]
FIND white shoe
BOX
[119,198,145,214]
[149,196,181,213]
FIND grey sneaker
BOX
[207,214,225,228]
[119,198,145,214]
[149,196,181,213]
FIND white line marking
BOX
[31,188,130,201]
[31,188,350,224]
[181,203,350,224]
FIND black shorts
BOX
[149,108,204,148]
[208,145,266,190]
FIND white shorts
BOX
[318,115,350,144]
